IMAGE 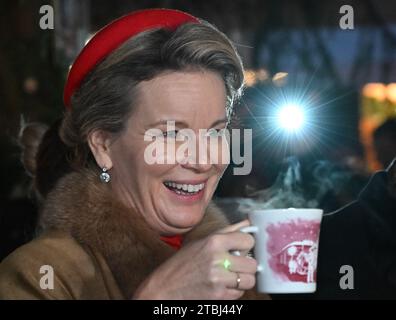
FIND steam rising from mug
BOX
[236,157,352,212]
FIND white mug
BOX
[240,208,323,294]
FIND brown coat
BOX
[0,169,268,300]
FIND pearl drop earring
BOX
[99,167,111,183]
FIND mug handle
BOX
[231,225,264,273]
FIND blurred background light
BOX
[277,103,305,131]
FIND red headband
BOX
[63,8,200,108]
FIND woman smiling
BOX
[0,8,267,300]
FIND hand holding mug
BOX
[134,220,258,299]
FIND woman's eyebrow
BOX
[210,118,228,127]
[146,120,189,128]
[147,117,228,128]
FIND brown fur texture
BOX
[39,168,267,299]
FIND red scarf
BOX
[160,235,183,250]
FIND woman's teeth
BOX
[164,181,205,194]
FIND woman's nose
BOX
[179,150,212,173]
[175,131,229,172]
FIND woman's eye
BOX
[206,128,224,137]
[163,130,178,138]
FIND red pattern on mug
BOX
[266,219,321,283]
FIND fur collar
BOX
[39,168,229,298]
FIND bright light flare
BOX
[277,104,305,131]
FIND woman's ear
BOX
[87,130,113,170]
